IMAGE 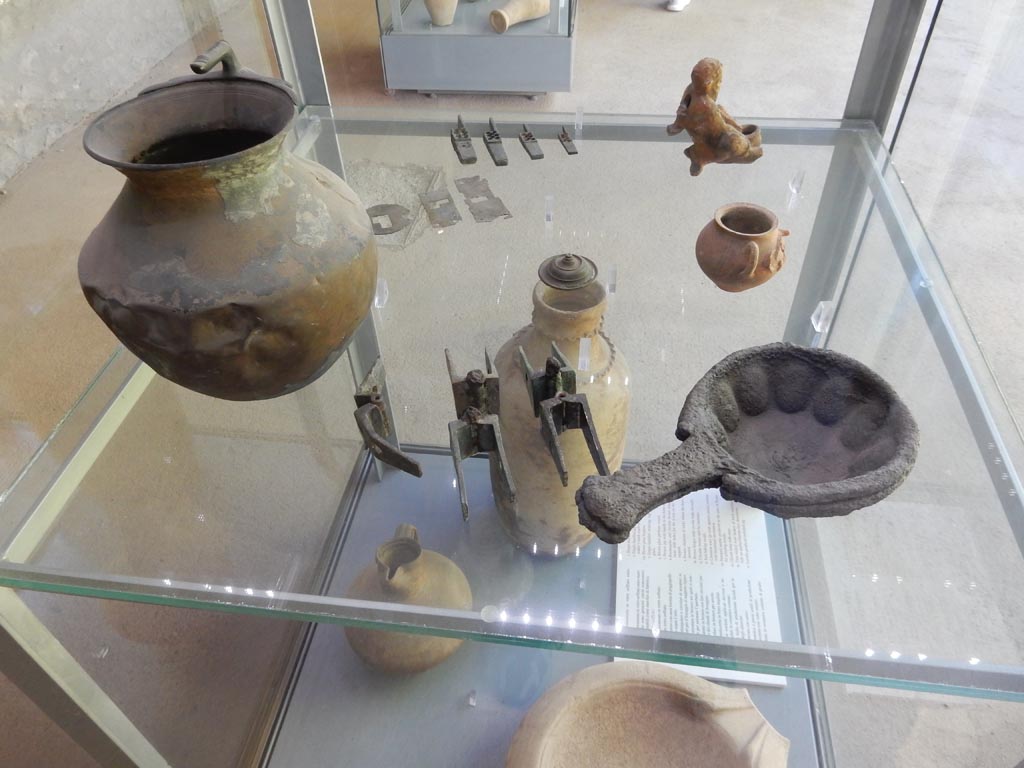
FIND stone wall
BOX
[0,0,245,187]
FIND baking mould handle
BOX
[576,433,724,544]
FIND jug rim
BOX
[714,202,778,238]
[83,78,296,173]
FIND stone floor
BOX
[1,0,1022,766]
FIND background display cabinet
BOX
[374,0,576,95]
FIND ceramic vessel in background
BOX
[344,524,472,674]
[506,661,789,768]
[490,0,550,33]
[695,203,788,292]
[79,42,377,400]
[492,255,630,556]
[425,0,458,26]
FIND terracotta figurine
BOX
[667,58,762,176]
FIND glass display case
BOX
[372,0,576,94]
[4,105,1024,764]
[2,1,1023,766]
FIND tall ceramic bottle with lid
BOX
[492,255,630,556]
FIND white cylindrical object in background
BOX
[490,0,550,33]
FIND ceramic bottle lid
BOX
[538,254,598,291]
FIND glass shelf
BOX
[1,107,1022,703]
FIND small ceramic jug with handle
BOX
[344,524,472,674]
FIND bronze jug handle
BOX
[138,40,299,104]
[190,40,241,77]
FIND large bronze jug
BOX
[79,42,377,400]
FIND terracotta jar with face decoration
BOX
[695,203,788,292]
